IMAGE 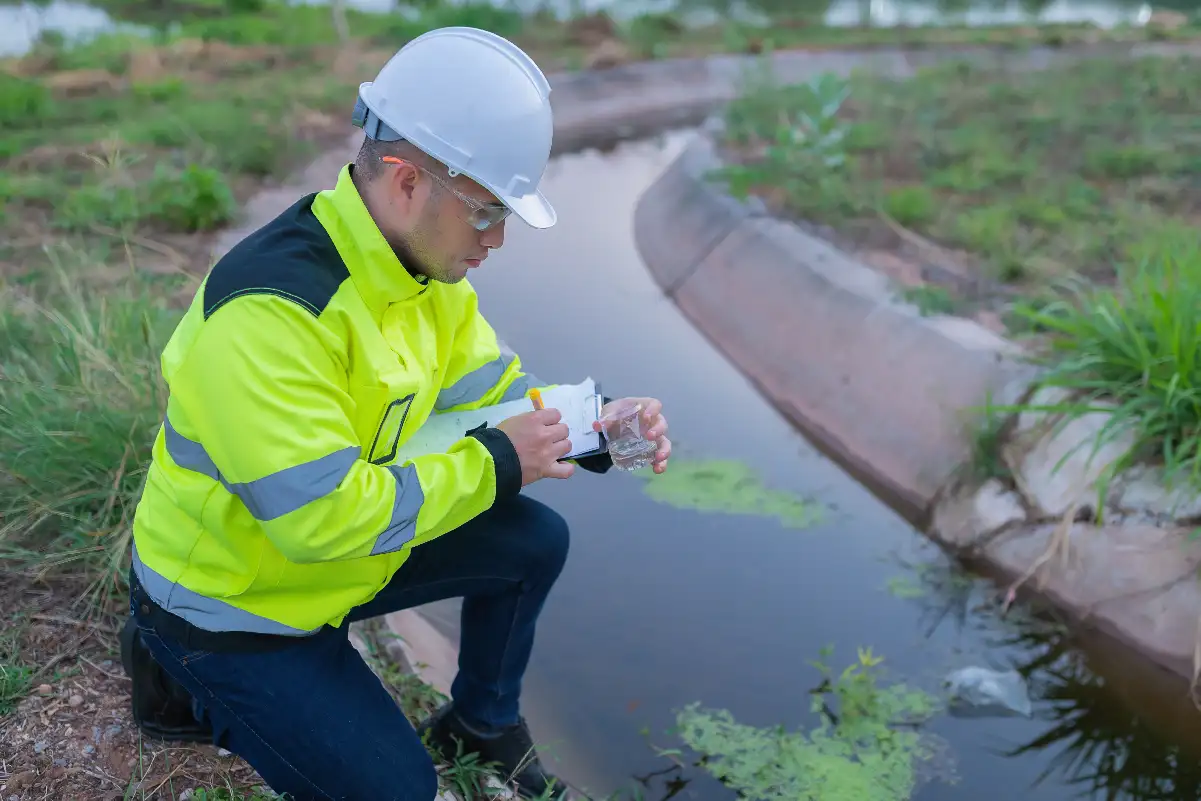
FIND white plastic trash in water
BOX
[944,667,1034,718]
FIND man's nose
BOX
[479,219,506,249]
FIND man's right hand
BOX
[496,409,575,485]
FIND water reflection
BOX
[898,550,1201,801]
[1002,628,1201,800]
[603,543,1201,801]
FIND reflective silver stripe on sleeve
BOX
[370,464,426,555]
[498,374,541,403]
[163,416,359,521]
[163,417,221,481]
[435,353,516,411]
[230,447,360,522]
[132,544,318,636]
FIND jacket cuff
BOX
[468,426,522,501]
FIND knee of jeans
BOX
[530,503,570,580]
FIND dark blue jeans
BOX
[130,495,570,801]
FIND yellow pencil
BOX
[530,388,544,410]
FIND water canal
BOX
[425,131,1201,800]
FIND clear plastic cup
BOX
[600,399,656,472]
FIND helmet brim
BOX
[503,188,556,230]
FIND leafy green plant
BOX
[146,163,237,232]
[899,285,956,317]
[0,662,33,717]
[0,74,52,130]
[674,647,949,801]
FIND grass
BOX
[1002,238,1201,503]
[716,53,1201,318]
[0,261,184,612]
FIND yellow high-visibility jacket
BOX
[131,164,603,636]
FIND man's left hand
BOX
[594,397,671,474]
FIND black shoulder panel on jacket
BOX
[203,193,350,320]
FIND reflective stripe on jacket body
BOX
[132,164,559,636]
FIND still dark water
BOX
[421,132,1201,800]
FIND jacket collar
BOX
[311,164,429,315]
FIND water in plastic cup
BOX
[600,400,656,472]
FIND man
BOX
[119,26,671,801]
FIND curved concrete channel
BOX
[420,133,1201,799]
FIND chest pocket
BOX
[366,393,416,465]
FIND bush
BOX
[0,267,182,606]
[1009,236,1201,493]
[146,163,237,232]
[0,75,52,130]
[56,163,236,234]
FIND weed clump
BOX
[1008,238,1201,494]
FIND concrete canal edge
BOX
[634,132,1039,524]
[631,77,1201,684]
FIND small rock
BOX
[585,39,631,70]
[92,726,101,743]
[1112,465,1201,522]
[180,790,195,801]
[53,758,66,767]
[127,47,165,84]
[1149,9,1188,29]
[68,694,83,707]
[217,748,233,757]
[42,68,120,97]
[101,660,113,669]
[1006,395,1137,517]
[36,683,52,695]
[105,724,123,738]
[931,478,1026,548]
[82,744,95,755]
[1012,385,1073,437]
[33,740,48,754]
[6,771,36,792]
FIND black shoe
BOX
[120,617,213,744]
[417,703,569,799]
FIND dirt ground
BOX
[0,577,270,801]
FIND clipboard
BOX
[392,377,608,464]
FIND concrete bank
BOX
[632,47,1201,684]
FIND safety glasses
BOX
[381,156,511,232]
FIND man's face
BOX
[375,157,508,285]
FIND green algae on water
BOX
[632,458,823,529]
[675,647,955,801]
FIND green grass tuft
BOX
[1007,237,1201,497]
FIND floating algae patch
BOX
[632,458,823,529]
[675,647,956,801]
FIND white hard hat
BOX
[353,27,557,229]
